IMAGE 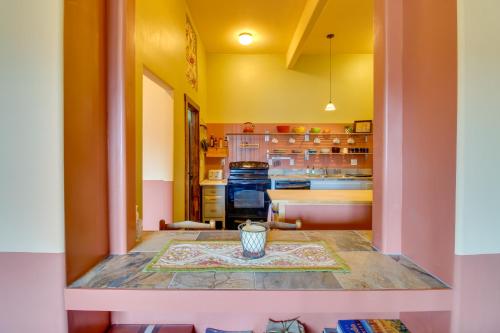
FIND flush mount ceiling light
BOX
[238,32,253,45]
[325,33,336,112]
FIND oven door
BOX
[227,180,271,216]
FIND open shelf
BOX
[268,152,373,156]
[205,148,228,158]
[226,132,372,136]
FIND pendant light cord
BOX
[327,33,334,103]
[329,36,332,102]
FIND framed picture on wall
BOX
[354,120,373,133]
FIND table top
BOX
[267,189,373,205]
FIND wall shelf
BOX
[226,132,372,136]
[206,148,228,158]
[267,152,373,156]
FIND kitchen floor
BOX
[70,230,448,290]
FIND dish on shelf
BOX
[310,127,321,133]
[242,122,255,133]
[276,125,290,133]
[292,126,306,134]
[307,149,317,154]
[291,149,302,154]
[322,128,331,134]
[320,148,330,154]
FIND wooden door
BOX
[185,95,201,221]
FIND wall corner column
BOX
[108,0,136,254]
[372,0,403,254]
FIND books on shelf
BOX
[334,319,410,333]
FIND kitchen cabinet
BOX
[201,184,226,229]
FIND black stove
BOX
[226,161,271,229]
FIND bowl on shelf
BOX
[292,126,306,134]
[242,122,255,133]
[291,149,302,154]
[322,128,332,134]
[276,125,290,133]
[307,149,317,154]
[310,127,321,134]
[320,148,330,154]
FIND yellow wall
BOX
[136,0,208,221]
[207,53,373,123]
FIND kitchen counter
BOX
[200,179,227,186]
[267,189,372,205]
[270,175,373,181]
[268,189,372,230]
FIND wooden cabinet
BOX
[202,185,226,229]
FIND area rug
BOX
[144,240,349,273]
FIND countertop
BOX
[267,189,373,205]
[270,175,373,181]
[200,179,227,186]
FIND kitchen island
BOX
[268,189,372,230]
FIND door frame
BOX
[184,94,201,221]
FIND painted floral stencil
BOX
[185,16,198,90]
[144,240,349,273]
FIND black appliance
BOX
[274,180,311,190]
[226,161,271,230]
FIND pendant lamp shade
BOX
[325,33,336,112]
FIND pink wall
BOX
[113,311,399,333]
[206,123,373,177]
[143,180,173,230]
[0,252,67,332]
[372,0,403,254]
[400,311,451,333]
[400,0,457,285]
[285,204,372,230]
[451,254,500,332]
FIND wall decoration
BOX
[185,16,198,90]
[354,120,373,133]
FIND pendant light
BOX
[325,33,336,111]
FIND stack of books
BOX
[323,319,410,333]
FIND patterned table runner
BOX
[144,240,349,273]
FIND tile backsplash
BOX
[204,123,373,177]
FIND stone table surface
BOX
[70,230,448,291]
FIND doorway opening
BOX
[185,95,201,221]
[142,70,174,231]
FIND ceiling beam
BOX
[286,0,328,69]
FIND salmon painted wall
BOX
[207,54,373,123]
[64,0,110,284]
[401,0,457,285]
[372,0,403,254]
[135,0,208,222]
[0,0,67,331]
